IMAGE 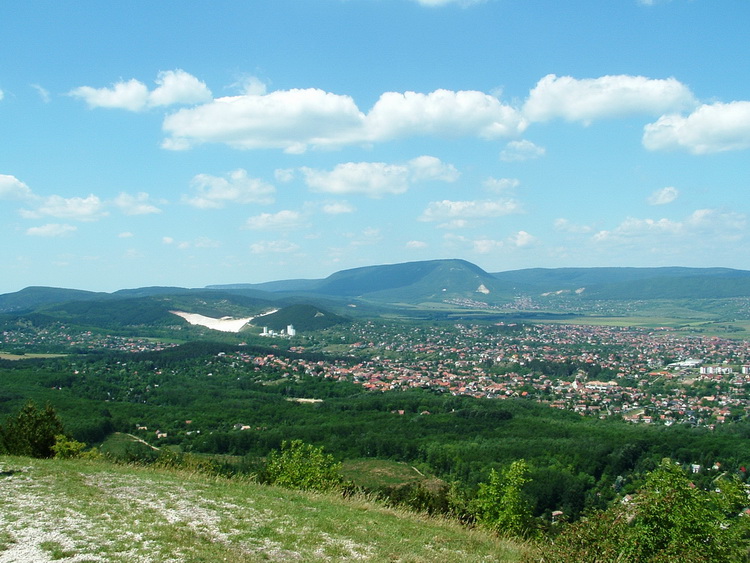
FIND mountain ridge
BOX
[3,260,750,330]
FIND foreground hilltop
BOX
[0,455,524,562]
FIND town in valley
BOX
[4,319,750,432]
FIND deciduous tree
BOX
[473,459,536,538]
[539,458,750,562]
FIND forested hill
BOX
[205,261,750,302]
[3,260,750,325]
[209,258,512,301]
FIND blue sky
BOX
[2,0,749,293]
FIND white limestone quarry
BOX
[170,309,278,333]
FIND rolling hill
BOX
[210,259,516,304]
[0,289,347,336]
[3,260,750,330]
[211,261,750,304]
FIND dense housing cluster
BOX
[3,319,750,429]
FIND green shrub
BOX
[262,440,343,492]
[52,434,86,459]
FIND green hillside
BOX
[292,259,515,307]
[0,455,525,562]
[317,259,485,296]
[218,259,510,303]
[257,304,348,332]
[205,261,750,314]
[4,261,750,327]
[0,286,103,313]
[0,291,331,336]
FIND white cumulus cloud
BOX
[302,162,409,197]
[302,156,458,198]
[114,192,162,215]
[408,155,461,182]
[244,210,305,231]
[420,198,522,224]
[21,194,107,221]
[642,101,750,154]
[554,218,593,234]
[148,70,213,107]
[162,88,364,152]
[185,169,275,209]
[162,86,524,153]
[0,174,34,200]
[322,201,356,214]
[26,223,77,237]
[365,89,526,141]
[647,186,679,205]
[510,230,536,247]
[524,74,696,124]
[500,140,545,162]
[592,209,747,263]
[594,217,682,241]
[483,177,520,192]
[70,69,212,112]
[274,168,296,183]
[686,208,746,232]
[472,238,504,254]
[594,208,745,243]
[70,78,149,111]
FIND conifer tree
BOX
[1,401,65,458]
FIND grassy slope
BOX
[342,459,432,489]
[0,456,525,563]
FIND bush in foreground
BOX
[261,439,344,492]
[535,458,750,562]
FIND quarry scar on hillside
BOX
[170,309,278,333]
